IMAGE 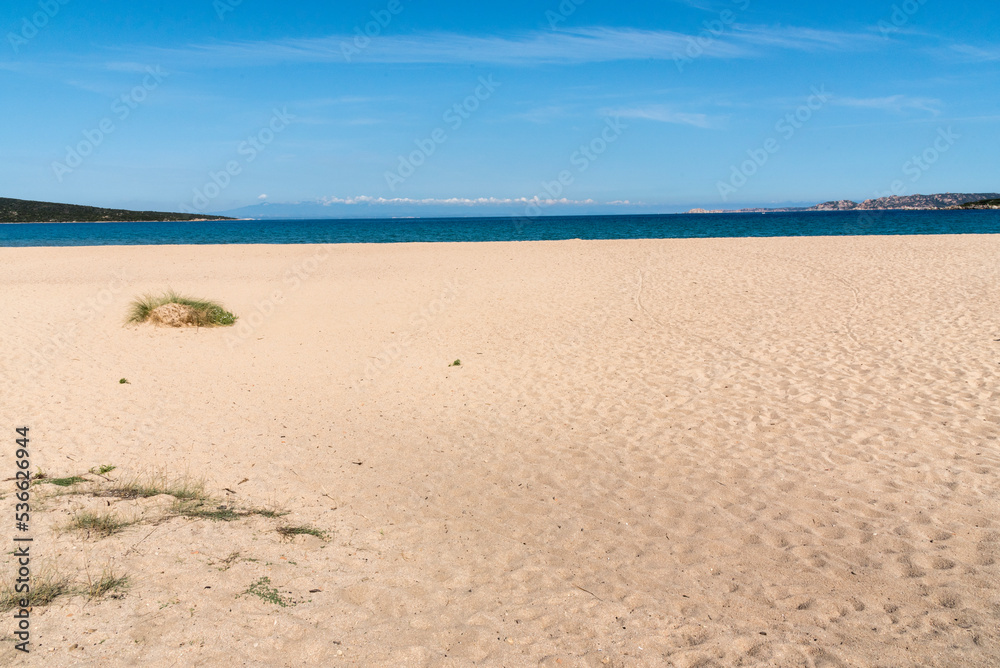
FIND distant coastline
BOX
[687,193,1000,214]
[0,197,235,224]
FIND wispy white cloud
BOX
[317,195,615,207]
[734,25,881,52]
[607,105,714,128]
[834,95,942,115]
[135,25,878,68]
[948,44,1000,62]
[104,61,157,73]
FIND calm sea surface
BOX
[1,210,999,247]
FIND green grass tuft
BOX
[103,473,206,501]
[126,290,237,327]
[85,570,130,600]
[0,569,71,612]
[276,525,328,540]
[68,511,132,537]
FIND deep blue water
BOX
[1,210,999,246]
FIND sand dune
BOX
[1,235,999,666]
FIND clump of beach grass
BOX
[0,569,71,611]
[84,569,130,601]
[102,472,207,501]
[126,290,237,327]
[68,511,133,537]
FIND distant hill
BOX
[0,197,235,223]
[809,193,1000,211]
[689,193,1000,214]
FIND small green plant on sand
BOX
[276,525,328,541]
[119,378,130,384]
[68,511,132,537]
[126,290,237,327]
[240,577,293,607]
[85,569,129,600]
[41,475,87,487]
[451,359,461,367]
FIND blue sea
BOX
[1,210,999,247]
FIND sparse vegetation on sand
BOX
[40,475,87,487]
[0,567,128,611]
[0,569,71,611]
[240,577,294,607]
[126,290,237,327]
[101,471,207,501]
[172,499,284,522]
[68,510,133,537]
[85,569,130,601]
[276,525,328,540]
[39,468,295,533]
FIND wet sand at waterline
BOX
[1,235,999,666]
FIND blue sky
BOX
[1,0,998,216]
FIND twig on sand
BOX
[573,584,604,601]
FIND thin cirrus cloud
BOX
[948,44,1000,62]
[318,196,608,207]
[607,105,714,128]
[134,25,878,68]
[834,95,942,115]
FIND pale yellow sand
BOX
[1,236,999,667]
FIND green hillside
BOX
[0,197,235,223]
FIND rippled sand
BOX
[2,235,998,666]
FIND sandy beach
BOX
[1,235,999,667]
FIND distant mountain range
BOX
[688,193,1000,214]
[214,200,672,220]
[3,193,997,225]
[0,197,235,223]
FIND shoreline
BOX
[2,206,999,226]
